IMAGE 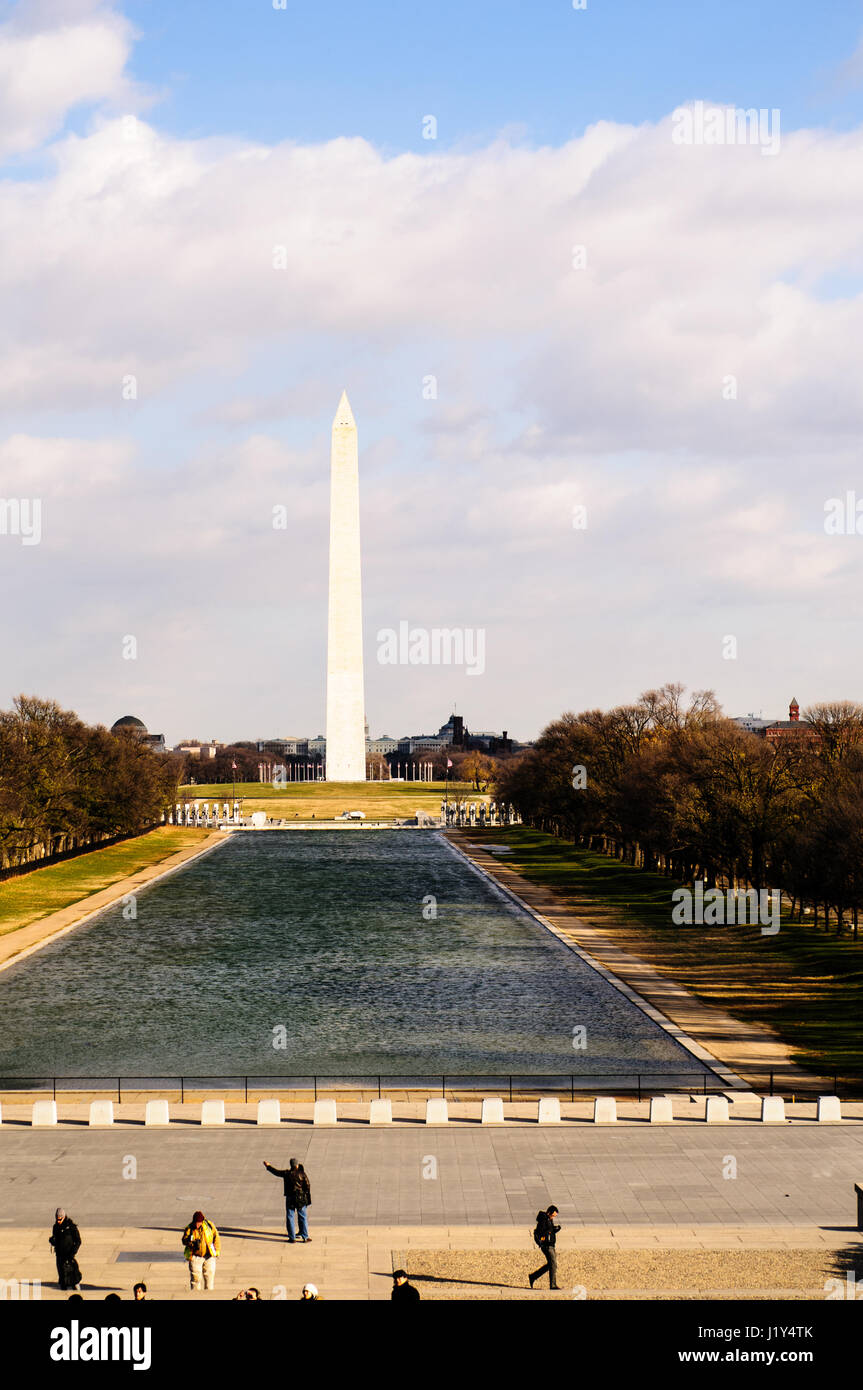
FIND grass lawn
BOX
[180,779,478,820]
[0,828,210,938]
[466,827,863,1081]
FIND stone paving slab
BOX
[2,1125,863,1234]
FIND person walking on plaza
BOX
[391,1270,420,1302]
[529,1205,561,1290]
[181,1210,221,1291]
[50,1208,82,1291]
[262,1156,312,1242]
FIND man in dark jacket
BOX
[50,1208,82,1290]
[391,1270,420,1302]
[262,1157,312,1242]
[529,1205,561,1290]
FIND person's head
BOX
[246,1287,261,1301]
[67,1293,83,1302]
[105,1293,121,1301]
[393,1270,408,1285]
[55,1207,65,1223]
[547,1206,558,1217]
[289,1157,298,1169]
[301,1283,318,1300]
[192,1210,205,1228]
[133,1283,147,1301]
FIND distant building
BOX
[111,715,166,754]
[174,740,222,759]
[257,737,309,757]
[732,714,774,734]
[764,698,820,747]
[369,735,398,754]
[399,735,449,753]
[437,714,465,746]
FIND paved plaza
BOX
[2,1116,862,1299]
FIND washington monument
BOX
[325,390,366,782]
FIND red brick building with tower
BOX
[764,698,820,747]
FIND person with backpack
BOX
[50,1208,82,1291]
[262,1157,312,1242]
[181,1210,221,1290]
[529,1205,561,1290]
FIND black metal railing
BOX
[0,1070,858,1101]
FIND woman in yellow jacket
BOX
[182,1211,221,1291]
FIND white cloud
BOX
[3,12,863,735]
[0,1,141,159]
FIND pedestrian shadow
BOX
[372,1270,523,1291]
[217,1227,288,1242]
[73,1284,127,1294]
[142,1225,286,1244]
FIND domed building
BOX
[110,715,166,753]
[111,715,147,735]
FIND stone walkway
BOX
[4,1106,862,1300]
[4,1224,859,1302]
[3,1124,862,1228]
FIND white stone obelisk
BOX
[325,390,366,782]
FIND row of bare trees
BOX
[0,696,183,872]
[494,685,863,938]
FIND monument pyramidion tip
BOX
[334,389,355,429]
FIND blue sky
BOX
[2,0,863,745]
[118,0,863,148]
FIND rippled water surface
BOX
[0,832,711,1078]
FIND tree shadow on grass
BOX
[826,1238,863,1281]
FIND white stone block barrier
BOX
[593,1097,617,1124]
[313,1099,337,1125]
[761,1096,786,1123]
[817,1095,842,1123]
[426,1098,449,1125]
[256,1099,281,1126]
[537,1097,561,1124]
[705,1096,730,1123]
[369,1099,392,1125]
[481,1098,505,1125]
[145,1099,170,1126]
[32,1101,58,1127]
[649,1097,674,1124]
[88,1100,114,1126]
[201,1100,225,1126]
